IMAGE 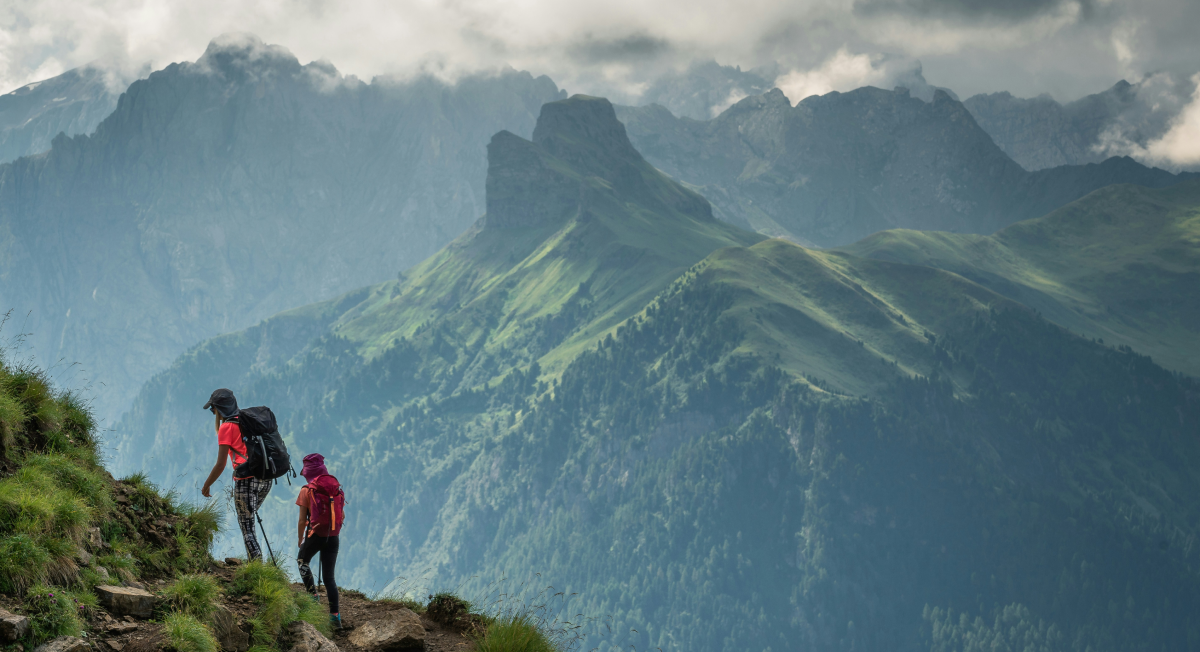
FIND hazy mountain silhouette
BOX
[0,33,564,424]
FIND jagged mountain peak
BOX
[531,94,644,169]
[486,94,715,230]
[193,32,303,80]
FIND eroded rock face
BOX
[347,609,425,650]
[96,585,159,619]
[0,608,30,642]
[286,621,340,652]
[212,605,250,652]
[33,636,89,652]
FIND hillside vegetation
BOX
[112,95,1200,652]
[844,179,1200,376]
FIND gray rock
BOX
[0,608,31,642]
[95,585,159,619]
[211,606,250,652]
[94,566,111,582]
[347,609,425,650]
[33,637,89,652]
[286,621,340,652]
[87,527,104,549]
[76,547,93,566]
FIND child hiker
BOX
[201,388,272,561]
[297,453,347,629]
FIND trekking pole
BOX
[255,510,278,566]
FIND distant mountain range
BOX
[0,34,564,424]
[0,64,139,164]
[963,80,1145,171]
[113,95,1200,652]
[618,87,1193,247]
[0,35,1194,429]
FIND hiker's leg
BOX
[321,536,339,614]
[233,479,262,560]
[297,536,319,594]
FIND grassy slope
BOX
[842,180,1200,376]
[684,239,1018,396]
[313,97,763,385]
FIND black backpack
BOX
[230,406,295,482]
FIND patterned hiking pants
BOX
[233,477,272,560]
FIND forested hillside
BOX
[616,87,1194,246]
[0,34,564,425]
[113,95,1200,652]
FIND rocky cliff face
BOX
[0,65,136,164]
[963,81,1141,170]
[618,86,1192,247]
[0,33,564,425]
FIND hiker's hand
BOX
[201,483,212,498]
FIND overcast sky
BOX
[0,0,1196,103]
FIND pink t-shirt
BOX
[218,421,250,480]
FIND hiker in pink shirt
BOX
[296,453,346,630]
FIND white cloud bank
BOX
[0,0,1196,164]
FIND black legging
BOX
[297,535,339,614]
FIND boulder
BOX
[286,621,339,652]
[33,637,89,652]
[76,547,93,566]
[95,585,159,619]
[0,608,31,642]
[211,606,250,652]
[348,610,424,650]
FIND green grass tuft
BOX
[164,574,223,621]
[164,612,220,652]
[25,584,86,644]
[475,613,561,652]
[233,560,332,644]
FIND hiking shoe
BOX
[330,613,345,630]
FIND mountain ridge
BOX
[617,85,1194,246]
[0,34,565,425]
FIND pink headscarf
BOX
[301,453,328,481]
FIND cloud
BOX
[773,49,944,104]
[853,0,1099,23]
[1097,73,1200,169]
[0,0,1194,108]
[775,49,890,102]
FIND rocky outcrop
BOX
[33,637,89,652]
[96,586,159,619]
[347,610,425,650]
[212,605,250,652]
[286,621,340,652]
[0,608,30,642]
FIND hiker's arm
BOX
[201,445,230,498]
[297,503,309,548]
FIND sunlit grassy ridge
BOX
[843,179,1200,376]
[0,351,223,646]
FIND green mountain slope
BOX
[843,180,1200,376]
[113,96,1200,652]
